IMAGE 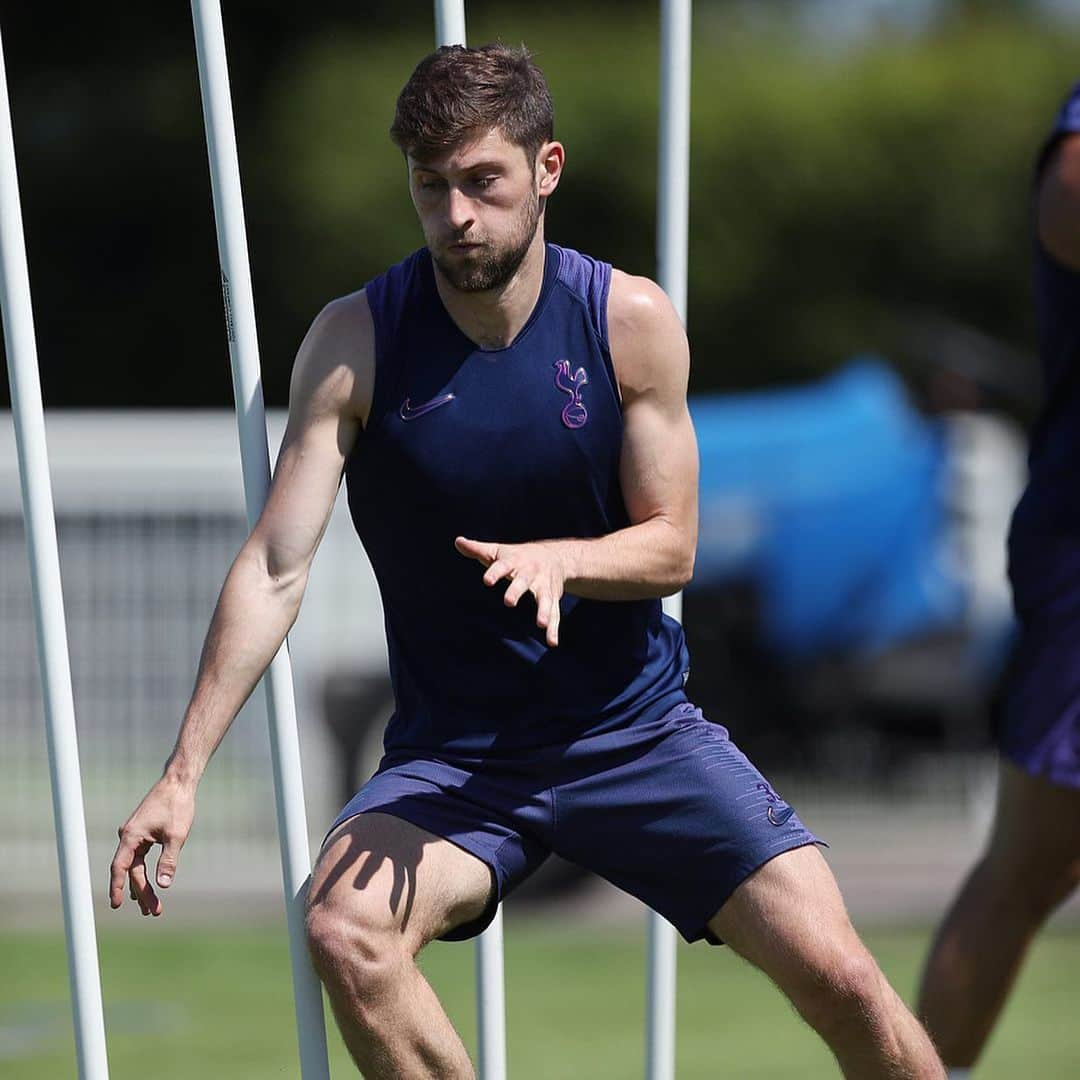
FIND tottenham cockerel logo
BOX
[553,359,588,429]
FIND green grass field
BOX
[2,920,1076,1078]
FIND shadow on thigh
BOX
[308,811,494,955]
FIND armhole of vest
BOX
[594,260,612,352]
[364,271,398,426]
[594,261,618,399]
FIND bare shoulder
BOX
[291,289,376,425]
[1037,133,1080,272]
[606,269,688,400]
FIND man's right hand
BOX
[109,777,195,917]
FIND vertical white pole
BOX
[0,26,110,1080]
[649,2,691,1079]
[434,0,467,53]
[475,905,507,1080]
[426,9,508,1079]
[189,4,330,1078]
[658,0,691,324]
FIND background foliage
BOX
[0,5,1075,406]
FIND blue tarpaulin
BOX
[689,360,965,659]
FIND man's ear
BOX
[537,141,565,198]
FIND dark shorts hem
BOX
[998,744,1080,792]
[684,835,828,946]
[995,607,1080,788]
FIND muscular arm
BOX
[456,270,698,642]
[167,293,372,784]
[1038,133,1080,271]
[110,292,372,913]
[558,270,698,598]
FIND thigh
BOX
[550,705,823,943]
[986,758,1080,895]
[707,843,866,994]
[314,754,551,945]
[310,811,493,954]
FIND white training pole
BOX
[0,26,110,1080]
[649,2,691,1079]
[434,0,467,53]
[427,8,507,1079]
[476,905,507,1080]
[658,0,691,330]
[189,4,330,1077]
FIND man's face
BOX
[408,128,558,293]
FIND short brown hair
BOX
[391,44,554,163]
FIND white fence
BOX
[0,411,387,902]
[5,408,1075,927]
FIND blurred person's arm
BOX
[1038,133,1080,271]
[109,292,373,915]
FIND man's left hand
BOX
[454,536,567,647]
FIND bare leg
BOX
[917,760,1080,1069]
[304,812,494,1079]
[710,844,945,1079]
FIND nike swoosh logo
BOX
[399,393,456,421]
[768,805,795,827]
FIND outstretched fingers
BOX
[110,834,151,915]
[110,828,167,916]
[455,536,563,645]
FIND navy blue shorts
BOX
[327,702,823,944]
[998,606,1080,790]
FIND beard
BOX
[431,194,541,293]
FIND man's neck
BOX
[433,231,547,350]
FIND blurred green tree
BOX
[0,8,1074,408]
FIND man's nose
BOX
[446,186,475,232]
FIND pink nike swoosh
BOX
[399,392,456,421]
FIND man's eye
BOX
[418,179,445,191]
[473,177,497,190]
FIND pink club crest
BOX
[553,359,588,429]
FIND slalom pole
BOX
[189,3,330,1076]
[475,901,507,1080]
[648,2,692,1078]
[434,0,467,54]
[0,23,110,1080]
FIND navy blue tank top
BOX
[345,243,689,754]
[1008,83,1080,615]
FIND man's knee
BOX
[304,890,410,1005]
[794,946,890,1042]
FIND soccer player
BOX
[918,83,1080,1079]
[110,45,944,1078]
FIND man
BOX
[111,45,944,1078]
[918,84,1080,1079]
